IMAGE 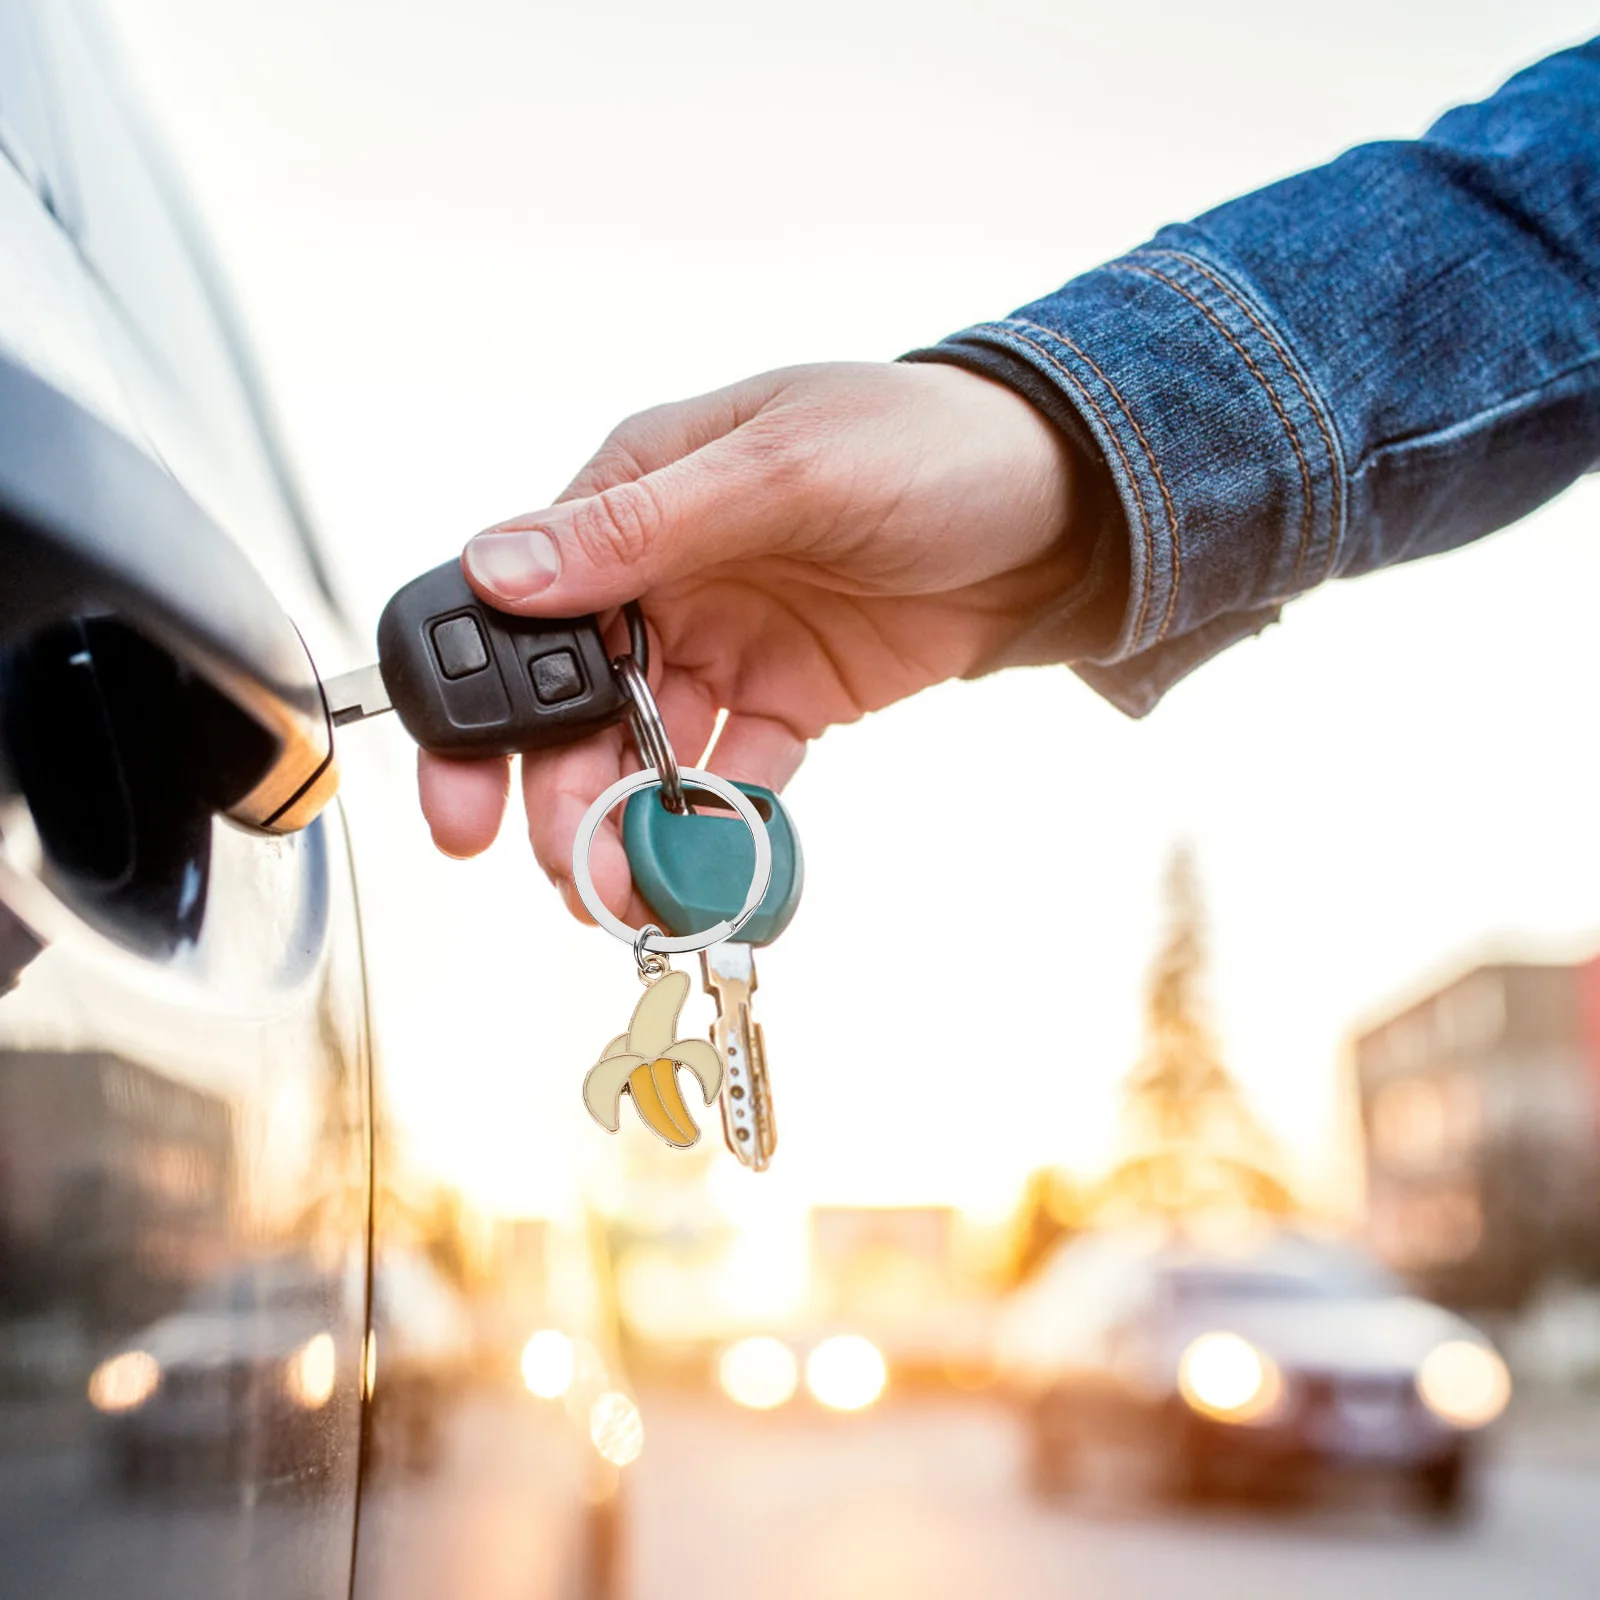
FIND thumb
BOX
[462,430,795,618]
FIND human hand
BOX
[418,360,1083,923]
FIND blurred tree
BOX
[417,1184,480,1291]
[1095,848,1298,1220]
[1002,1167,1086,1286]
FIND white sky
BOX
[102,0,1600,1226]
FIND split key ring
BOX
[611,652,686,814]
[571,767,772,955]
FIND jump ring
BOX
[621,600,650,675]
[612,654,686,814]
[571,767,773,955]
[634,923,668,981]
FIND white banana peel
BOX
[583,969,724,1148]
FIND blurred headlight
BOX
[285,1332,337,1409]
[589,1390,644,1466]
[88,1350,160,1413]
[1177,1331,1283,1424]
[719,1337,799,1410]
[805,1335,887,1412]
[521,1329,576,1399]
[1416,1340,1510,1428]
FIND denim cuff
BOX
[929,235,1345,716]
[900,339,1131,663]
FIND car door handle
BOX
[0,346,334,833]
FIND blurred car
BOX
[91,1256,359,1488]
[0,2,629,1595]
[999,1225,1511,1518]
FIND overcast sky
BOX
[100,0,1600,1238]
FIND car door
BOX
[0,3,370,1596]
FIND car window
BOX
[187,1263,336,1315]
[1161,1249,1402,1305]
[23,1,342,631]
[0,0,64,211]
[1166,1269,1331,1303]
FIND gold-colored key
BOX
[701,942,776,1171]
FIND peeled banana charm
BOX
[583,968,724,1148]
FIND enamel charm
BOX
[583,969,723,1148]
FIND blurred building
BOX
[1353,960,1600,1311]
[811,1206,956,1285]
[809,1206,1000,1385]
[0,1050,232,1336]
[470,1215,551,1365]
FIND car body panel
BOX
[0,0,365,1593]
[0,2,630,1594]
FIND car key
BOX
[622,781,803,1171]
[703,941,775,1170]
[332,560,803,1169]
[321,559,637,756]
[571,748,773,1156]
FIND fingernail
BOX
[465,526,560,598]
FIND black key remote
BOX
[324,560,630,758]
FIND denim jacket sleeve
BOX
[908,39,1600,716]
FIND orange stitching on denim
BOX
[1007,317,1183,642]
[1147,249,1345,580]
[979,323,1161,645]
[1114,261,1317,588]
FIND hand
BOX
[418,360,1083,923]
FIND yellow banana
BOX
[583,970,724,1148]
[627,1058,699,1147]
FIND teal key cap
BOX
[622,780,801,1171]
[622,781,802,947]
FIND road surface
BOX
[626,1390,1600,1600]
[6,1389,1596,1597]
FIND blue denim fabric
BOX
[920,39,1600,715]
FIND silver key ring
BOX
[633,922,669,982]
[611,653,686,814]
[571,767,772,955]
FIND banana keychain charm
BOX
[584,963,721,1148]
[570,654,771,1153]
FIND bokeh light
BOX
[522,1329,577,1398]
[88,1349,160,1413]
[805,1335,887,1412]
[285,1332,337,1409]
[589,1390,645,1466]
[719,1337,800,1410]
[1417,1340,1511,1428]
[1177,1332,1281,1423]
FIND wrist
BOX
[899,345,1127,669]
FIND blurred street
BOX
[627,1391,1600,1600]
[11,1383,1598,1598]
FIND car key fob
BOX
[372,560,628,758]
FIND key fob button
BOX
[530,648,584,705]
[376,561,627,756]
[437,654,512,729]
[430,613,491,679]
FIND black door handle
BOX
[0,348,335,834]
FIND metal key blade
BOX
[701,942,776,1171]
[323,663,392,728]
